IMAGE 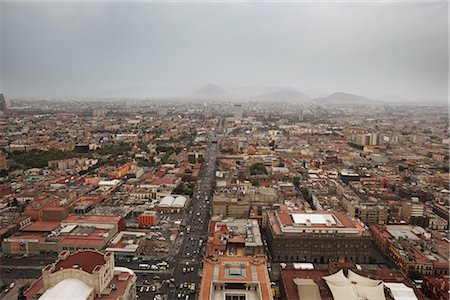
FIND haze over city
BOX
[1,1,448,103]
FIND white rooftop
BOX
[291,213,337,225]
[39,279,93,300]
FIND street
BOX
[169,130,219,300]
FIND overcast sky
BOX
[0,1,448,102]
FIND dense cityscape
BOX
[1,1,448,299]
[0,93,448,300]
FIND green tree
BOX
[249,163,267,175]
[293,176,300,189]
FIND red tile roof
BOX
[54,250,106,274]
[22,221,60,232]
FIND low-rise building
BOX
[266,208,372,263]
[199,256,272,300]
[25,250,136,300]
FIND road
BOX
[169,129,219,300]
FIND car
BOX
[183,267,186,273]
[151,286,156,292]
[140,286,145,293]
[177,293,182,299]
[179,283,183,289]
[9,282,15,289]
[183,282,188,288]
[4,289,9,293]
[6,268,12,273]
[186,252,190,257]
[145,286,150,292]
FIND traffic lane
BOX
[1,268,41,280]
[0,257,56,267]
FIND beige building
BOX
[26,250,136,300]
[0,152,7,171]
[401,197,424,221]
[213,187,278,218]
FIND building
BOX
[234,104,243,121]
[25,250,136,300]
[313,106,321,118]
[355,133,379,146]
[266,208,372,263]
[353,202,388,225]
[24,197,60,221]
[213,196,250,218]
[0,152,7,171]
[298,109,304,122]
[280,262,423,300]
[371,225,449,277]
[2,214,124,255]
[199,256,272,300]
[156,195,188,213]
[206,218,264,257]
[138,211,158,228]
[401,197,424,221]
[422,276,449,300]
[0,93,8,116]
[105,231,146,256]
[213,187,278,218]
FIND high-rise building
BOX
[314,106,321,118]
[204,102,212,118]
[299,109,304,122]
[355,133,379,146]
[234,104,243,121]
[0,94,8,116]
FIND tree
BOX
[11,198,18,207]
[293,176,300,189]
[249,163,267,175]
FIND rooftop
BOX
[53,250,107,274]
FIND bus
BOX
[139,264,150,270]
[189,283,196,294]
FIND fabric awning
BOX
[293,278,322,300]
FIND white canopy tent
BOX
[384,283,418,300]
[323,269,386,300]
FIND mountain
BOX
[193,83,229,98]
[253,89,310,102]
[315,92,377,105]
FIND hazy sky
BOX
[1,1,448,102]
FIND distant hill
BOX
[315,92,377,105]
[193,83,229,98]
[253,89,310,102]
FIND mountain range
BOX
[253,89,311,102]
[96,84,424,105]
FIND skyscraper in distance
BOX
[234,104,243,121]
[0,94,8,116]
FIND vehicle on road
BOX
[138,264,150,270]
